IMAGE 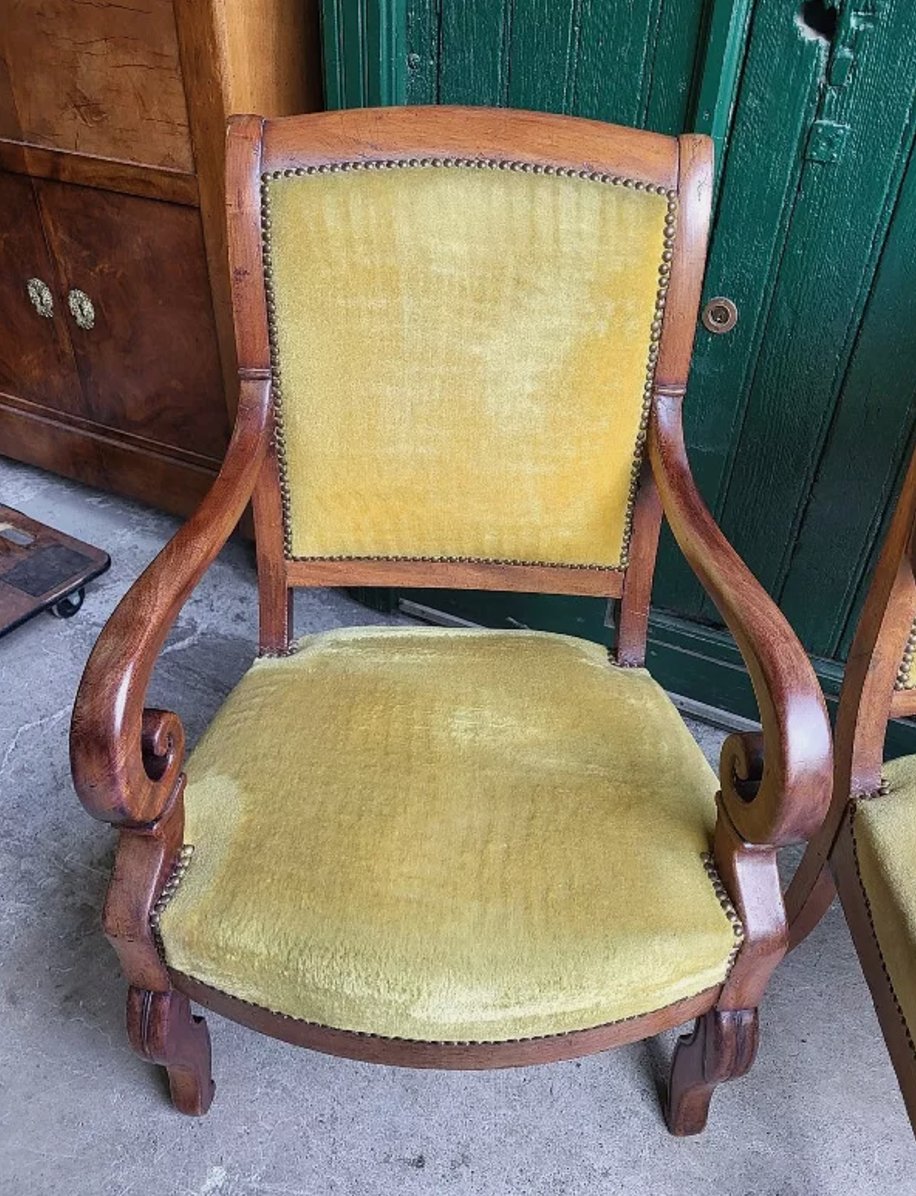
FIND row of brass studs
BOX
[181,973,705,1047]
[620,192,677,568]
[895,616,916,689]
[258,177,293,552]
[286,552,623,572]
[849,805,916,1060]
[149,844,195,960]
[260,159,677,563]
[855,778,890,801]
[262,158,676,198]
[701,851,746,975]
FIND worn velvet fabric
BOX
[159,627,738,1042]
[853,753,916,1048]
[264,167,668,566]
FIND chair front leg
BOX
[101,774,214,1114]
[666,1008,759,1135]
[127,987,215,1116]
[665,795,787,1135]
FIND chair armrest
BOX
[70,375,272,827]
[648,388,833,847]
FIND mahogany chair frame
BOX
[787,445,916,1128]
[70,107,833,1132]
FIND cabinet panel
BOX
[36,180,229,461]
[0,170,82,414]
[0,0,193,171]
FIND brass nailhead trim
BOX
[854,778,890,802]
[701,851,746,975]
[895,616,916,690]
[287,552,623,572]
[173,973,718,1048]
[849,803,916,1061]
[149,844,195,961]
[260,159,677,566]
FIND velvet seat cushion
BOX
[158,628,741,1043]
[852,754,916,1049]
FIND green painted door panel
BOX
[710,1,916,616]
[318,0,916,752]
[406,2,508,105]
[652,0,829,619]
[405,0,709,131]
[322,0,408,108]
[780,131,916,657]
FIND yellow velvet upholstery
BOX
[852,753,916,1048]
[159,627,740,1043]
[262,164,671,567]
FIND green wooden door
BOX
[319,0,916,751]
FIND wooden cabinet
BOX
[0,0,321,515]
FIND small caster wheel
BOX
[50,588,85,619]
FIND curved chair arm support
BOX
[649,389,833,847]
[70,374,272,827]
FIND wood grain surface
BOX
[0,0,193,170]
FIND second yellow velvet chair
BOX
[788,445,916,1131]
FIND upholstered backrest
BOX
[259,157,675,570]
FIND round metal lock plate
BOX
[702,296,738,334]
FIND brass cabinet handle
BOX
[68,288,95,331]
[26,277,54,318]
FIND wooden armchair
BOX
[788,446,916,1129]
[70,107,832,1133]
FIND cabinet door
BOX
[35,181,230,462]
[0,171,82,414]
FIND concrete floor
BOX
[0,456,912,1195]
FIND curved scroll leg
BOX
[127,986,215,1116]
[665,1008,759,1136]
